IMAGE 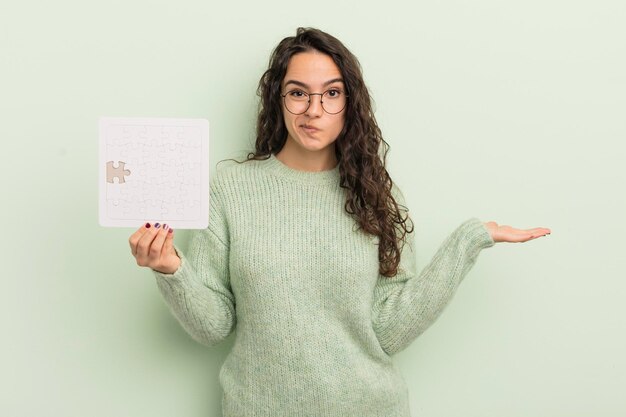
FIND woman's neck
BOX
[275,142,338,172]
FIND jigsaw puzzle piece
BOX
[106,161,132,184]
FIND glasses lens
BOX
[321,89,346,114]
[284,90,309,114]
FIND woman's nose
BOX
[305,94,323,116]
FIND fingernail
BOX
[163,224,169,230]
[168,228,173,233]
[155,223,160,228]
[145,222,151,228]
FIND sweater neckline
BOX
[263,153,340,185]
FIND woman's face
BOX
[280,50,346,160]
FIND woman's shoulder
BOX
[210,155,268,188]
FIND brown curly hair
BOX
[228,27,414,278]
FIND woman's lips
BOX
[301,125,320,134]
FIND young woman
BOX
[129,27,550,417]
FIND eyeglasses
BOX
[280,88,349,115]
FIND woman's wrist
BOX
[154,255,181,275]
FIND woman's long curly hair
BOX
[233,27,413,278]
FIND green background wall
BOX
[2,0,624,416]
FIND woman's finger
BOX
[161,226,175,259]
[519,227,551,234]
[516,228,551,239]
[150,224,169,261]
[508,229,550,242]
[136,223,161,260]
[129,222,151,257]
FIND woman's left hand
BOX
[483,221,551,243]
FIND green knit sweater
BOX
[153,153,495,417]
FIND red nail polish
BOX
[145,222,151,228]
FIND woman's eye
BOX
[290,90,306,97]
[327,89,342,97]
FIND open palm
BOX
[483,221,551,243]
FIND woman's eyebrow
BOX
[284,78,344,89]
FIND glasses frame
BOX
[280,88,349,115]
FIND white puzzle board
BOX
[99,117,210,229]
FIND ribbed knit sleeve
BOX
[371,189,495,356]
[152,175,236,347]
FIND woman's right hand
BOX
[129,222,181,274]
